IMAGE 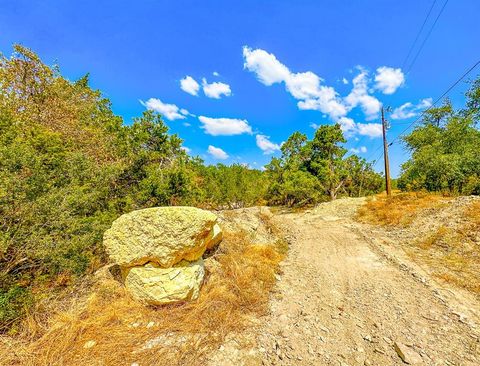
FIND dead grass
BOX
[359,194,480,295]
[408,222,480,294]
[0,225,285,366]
[409,200,480,294]
[356,191,450,227]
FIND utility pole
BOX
[382,106,392,196]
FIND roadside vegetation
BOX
[0,45,379,333]
[0,213,285,365]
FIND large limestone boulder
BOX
[125,260,205,305]
[104,207,218,268]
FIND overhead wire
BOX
[401,0,438,71]
[405,0,449,74]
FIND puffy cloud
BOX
[207,145,228,160]
[357,123,383,138]
[374,66,405,94]
[202,78,232,99]
[337,117,357,135]
[243,46,290,85]
[198,116,252,136]
[243,46,405,137]
[181,146,191,153]
[337,117,382,138]
[256,134,281,154]
[213,71,220,76]
[350,146,367,154]
[243,46,347,120]
[391,98,432,120]
[180,76,200,96]
[141,98,189,120]
[297,85,348,119]
[243,47,389,122]
[310,122,320,129]
[344,69,382,119]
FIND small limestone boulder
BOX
[125,260,205,305]
[104,207,218,268]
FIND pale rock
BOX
[394,342,423,364]
[125,259,205,305]
[83,340,96,349]
[104,207,218,268]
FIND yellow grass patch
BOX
[359,194,480,295]
[356,191,450,227]
[0,228,285,366]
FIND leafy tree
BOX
[398,78,480,194]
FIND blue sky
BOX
[1,0,479,176]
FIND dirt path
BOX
[256,199,480,366]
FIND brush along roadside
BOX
[357,192,480,295]
[0,213,287,366]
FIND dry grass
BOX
[356,191,450,227]
[0,225,285,366]
[409,219,480,294]
[359,193,480,295]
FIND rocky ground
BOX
[213,198,480,366]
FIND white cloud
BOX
[198,116,252,136]
[335,117,382,138]
[243,46,405,136]
[181,146,191,153]
[350,146,367,154]
[357,123,383,138]
[243,46,347,120]
[141,98,188,120]
[202,78,232,99]
[310,122,320,129]
[180,76,200,96]
[256,134,281,154]
[391,98,432,120]
[374,66,405,94]
[208,145,228,160]
[243,46,290,85]
[344,69,382,119]
[213,71,220,76]
[337,117,357,136]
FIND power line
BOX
[401,0,438,71]
[406,0,449,74]
[390,58,480,146]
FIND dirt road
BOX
[255,199,480,366]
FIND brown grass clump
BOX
[360,195,480,295]
[356,191,450,227]
[409,220,480,294]
[0,228,285,366]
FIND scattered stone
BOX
[146,321,155,328]
[83,340,96,349]
[363,335,373,343]
[394,342,423,364]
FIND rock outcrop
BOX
[103,206,222,305]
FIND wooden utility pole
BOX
[382,107,392,196]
